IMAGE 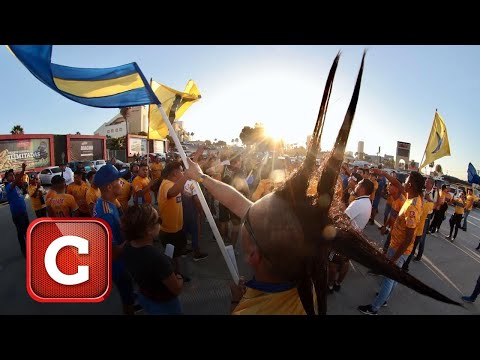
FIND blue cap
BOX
[93,163,128,187]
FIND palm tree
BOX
[11,125,24,134]
[190,132,195,139]
[75,131,81,135]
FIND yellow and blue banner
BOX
[7,45,159,108]
[148,79,201,140]
[420,111,451,169]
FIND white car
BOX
[92,160,107,171]
[39,166,62,185]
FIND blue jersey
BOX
[93,199,122,245]
[6,183,27,216]
[93,198,124,278]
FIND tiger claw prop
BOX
[276,50,461,314]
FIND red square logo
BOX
[26,218,112,303]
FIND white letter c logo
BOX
[44,236,89,285]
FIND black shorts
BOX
[159,230,187,258]
[219,203,241,224]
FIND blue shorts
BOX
[138,293,182,315]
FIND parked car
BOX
[68,161,94,173]
[92,160,107,171]
[39,166,62,185]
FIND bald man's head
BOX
[244,193,311,281]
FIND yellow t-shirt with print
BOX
[132,176,152,205]
[150,162,164,180]
[48,193,78,217]
[67,182,89,214]
[390,196,423,255]
[28,185,46,211]
[158,179,183,233]
[233,286,307,315]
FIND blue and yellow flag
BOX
[420,111,451,169]
[148,80,201,140]
[7,45,159,108]
[468,163,480,185]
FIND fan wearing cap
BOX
[4,162,29,257]
[92,163,136,315]
[46,175,79,217]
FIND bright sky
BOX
[1,45,479,180]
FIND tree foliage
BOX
[10,125,24,134]
[106,136,126,150]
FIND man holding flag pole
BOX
[7,45,240,286]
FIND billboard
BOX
[153,140,165,154]
[128,137,147,157]
[0,138,51,172]
[396,141,411,157]
[70,138,104,161]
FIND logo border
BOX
[26,218,112,303]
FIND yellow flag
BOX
[420,111,451,169]
[147,80,201,140]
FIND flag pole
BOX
[156,104,240,284]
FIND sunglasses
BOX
[243,206,272,264]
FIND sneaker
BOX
[402,266,409,272]
[182,275,191,283]
[461,296,475,303]
[413,257,421,262]
[358,305,377,315]
[193,253,208,262]
[445,235,451,240]
[328,286,334,294]
[475,247,480,251]
[333,283,341,292]
[451,237,455,242]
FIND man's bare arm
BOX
[185,158,252,219]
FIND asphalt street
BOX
[0,196,478,315]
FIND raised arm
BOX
[184,158,252,219]
[371,168,405,194]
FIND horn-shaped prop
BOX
[332,226,461,306]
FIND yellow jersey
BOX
[233,280,307,315]
[390,196,423,255]
[132,175,152,205]
[453,198,465,215]
[465,195,474,211]
[28,185,46,211]
[158,179,183,233]
[86,186,101,210]
[117,177,131,211]
[150,162,164,180]
[67,182,89,214]
[47,193,78,217]
[252,179,274,202]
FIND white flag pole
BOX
[156,104,240,284]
